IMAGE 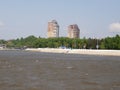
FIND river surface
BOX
[0,50,120,90]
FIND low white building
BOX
[0,44,6,49]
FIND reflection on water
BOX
[0,50,120,90]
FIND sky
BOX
[0,0,120,40]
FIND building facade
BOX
[68,24,80,38]
[0,44,6,49]
[47,20,59,38]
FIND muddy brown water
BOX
[0,50,120,90]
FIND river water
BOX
[0,50,120,90]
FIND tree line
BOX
[0,35,120,50]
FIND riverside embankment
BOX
[26,48,120,56]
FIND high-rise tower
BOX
[47,20,59,38]
[68,24,80,38]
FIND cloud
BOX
[109,22,120,32]
[0,21,4,27]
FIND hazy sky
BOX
[0,0,120,40]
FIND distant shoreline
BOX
[25,48,120,56]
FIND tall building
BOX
[68,24,80,38]
[47,20,59,38]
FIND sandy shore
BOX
[26,48,120,56]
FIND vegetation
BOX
[100,35,120,49]
[0,35,120,50]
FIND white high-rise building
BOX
[47,20,59,38]
[68,24,80,38]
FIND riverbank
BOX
[25,48,120,56]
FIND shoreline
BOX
[25,48,120,56]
